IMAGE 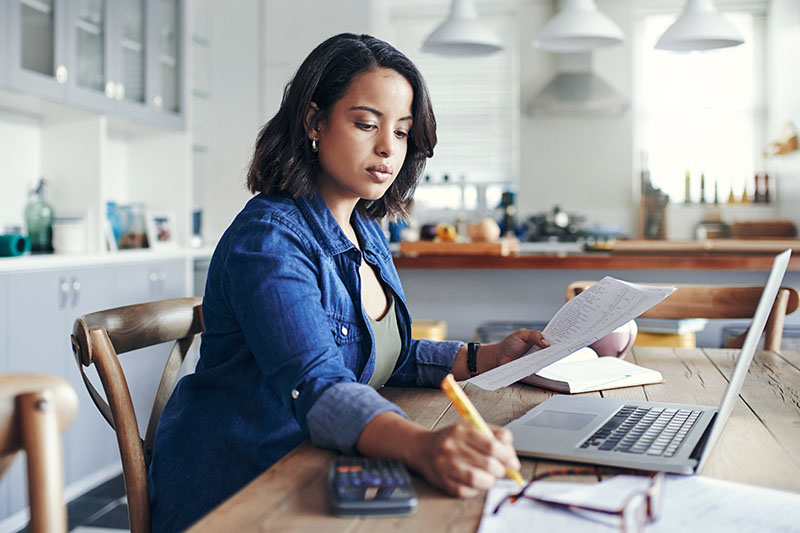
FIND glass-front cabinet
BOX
[68,0,111,110]
[7,0,69,100]
[2,0,184,128]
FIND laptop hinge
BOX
[689,413,718,461]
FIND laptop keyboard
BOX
[580,405,702,458]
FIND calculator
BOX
[327,457,418,516]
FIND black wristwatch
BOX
[467,342,480,376]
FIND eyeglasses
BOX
[492,468,665,533]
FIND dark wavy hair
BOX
[246,33,437,219]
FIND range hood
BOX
[526,53,628,118]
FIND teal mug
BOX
[0,234,31,257]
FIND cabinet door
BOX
[146,0,185,128]
[113,258,186,306]
[64,0,114,111]
[106,0,150,119]
[61,266,120,488]
[3,270,74,519]
[1,267,120,521]
[111,259,188,436]
[7,0,69,100]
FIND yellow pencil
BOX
[440,373,525,486]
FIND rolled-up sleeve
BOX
[387,338,464,388]
[306,382,407,453]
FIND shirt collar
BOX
[295,190,378,258]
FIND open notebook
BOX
[521,347,663,394]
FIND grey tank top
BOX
[366,294,402,389]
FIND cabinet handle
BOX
[158,270,167,294]
[149,270,159,295]
[58,277,69,310]
[115,83,125,100]
[71,277,81,308]
[105,80,116,98]
[56,65,68,84]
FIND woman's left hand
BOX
[493,328,549,367]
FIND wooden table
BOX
[189,348,800,532]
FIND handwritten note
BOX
[468,277,675,391]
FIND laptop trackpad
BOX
[524,410,597,430]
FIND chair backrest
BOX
[70,297,204,533]
[0,375,78,533]
[565,281,799,351]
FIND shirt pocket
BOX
[327,313,363,346]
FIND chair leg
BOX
[764,289,789,352]
[18,390,67,533]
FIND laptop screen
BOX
[696,249,791,471]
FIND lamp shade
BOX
[534,0,624,53]
[422,0,503,57]
[655,0,744,51]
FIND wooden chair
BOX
[0,375,78,533]
[566,282,799,351]
[70,297,204,533]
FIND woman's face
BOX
[312,67,414,210]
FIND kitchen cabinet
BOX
[0,258,187,526]
[0,1,9,86]
[2,0,185,129]
[6,0,69,101]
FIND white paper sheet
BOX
[480,475,800,533]
[468,277,675,391]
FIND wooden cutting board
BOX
[399,238,520,256]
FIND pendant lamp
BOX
[534,0,624,53]
[655,0,744,51]
[421,0,503,57]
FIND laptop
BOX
[506,249,792,475]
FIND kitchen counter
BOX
[392,239,800,342]
[392,239,800,270]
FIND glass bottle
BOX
[699,173,706,203]
[24,178,54,253]
[684,170,691,204]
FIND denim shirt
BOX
[148,191,462,531]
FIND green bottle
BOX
[24,178,54,253]
[684,170,692,204]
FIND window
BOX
[388,8,519,214]
[634,9,766,204]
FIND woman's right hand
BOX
[406,422,521,498]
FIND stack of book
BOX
[635,318,708,348]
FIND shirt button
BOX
[291,389,300,399]
[341,326,348,336]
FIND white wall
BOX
[261,0,377,118]
[518,0,636,232]
[192,0,262,243]
[0,111,41,231]
[767,0,800,222]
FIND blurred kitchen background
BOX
[0,1,799,530]
[1,0,798,253]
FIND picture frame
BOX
[104,217,118,252]
[145,211,178,249]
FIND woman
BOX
[148,33,547,530]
